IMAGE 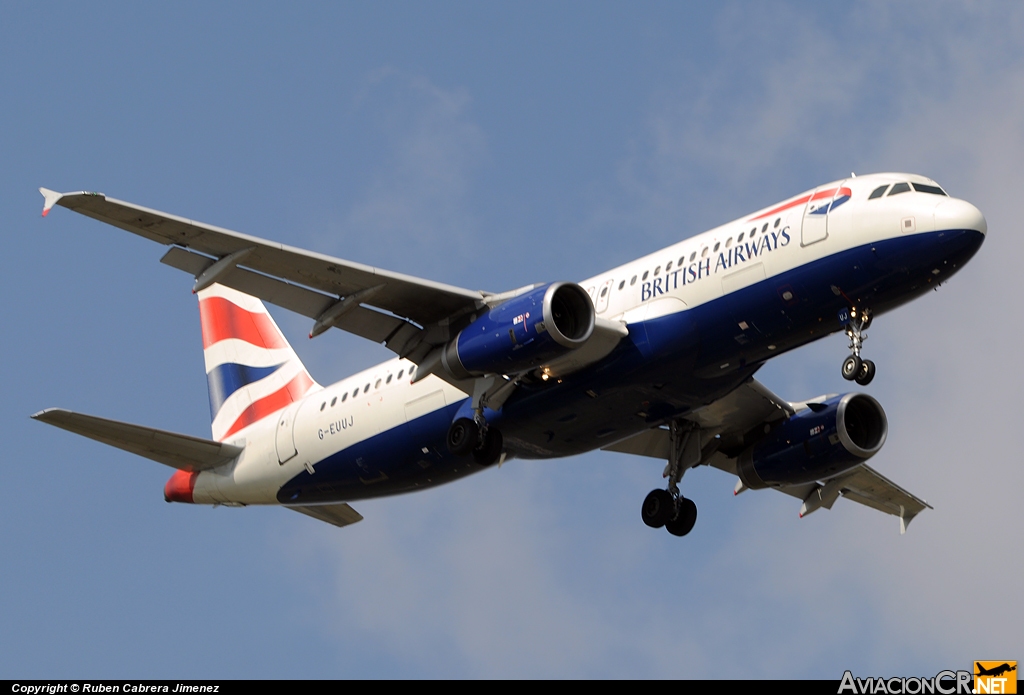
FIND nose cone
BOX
[935,198,987,235]
[164,470,198,503]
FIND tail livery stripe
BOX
[198,284,320,441]
[199,296,290,350]
[220,371,315,440]
[207,362,284,417]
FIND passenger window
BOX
[774,218,780,228]
[761,223,768,233]
[701,247,709,258]
[353,388,359,398]
[678,255,685,266]
[409,366,416,376]
[630,275,637,286]
[713,242,720,252]
[320,402,326,411]
[331,397,337,407]
[342,392,348,402]
[738,232,745,242]
[363,384,370,393]
[398,369,404,379]
[750,227,756,237]
[654,266,660,276]
[888,182,911,196]
[600,286,608,297]
[642,271,649,281]
[689,251,696,262]
[666,261,673,271]
[618,280,625,290]
[386,374,393,384]
[725,238,733,249]
[868,185,889,199]
[375,379,381,389]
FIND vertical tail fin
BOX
[198,284,320,442]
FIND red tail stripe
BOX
[220,371,314,440]
[199,296,289,350]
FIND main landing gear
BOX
[447,417,503,466]
[841,307,876,386]
[641,421,706,537]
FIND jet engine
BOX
[442,282,594,379]
[736,393,887,489]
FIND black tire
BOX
[472,426,503,466]
[665,498,698,537]
[841,355,862,381]
[446,418,478,456]
[855,359,876,386]
[641,489,674,528]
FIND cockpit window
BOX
[888,182,911,196]
[912,182,947,196]
[868,185,889,200]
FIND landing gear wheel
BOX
[472,426,503,466]
[665,498,698,537]
[641,489,674,528]
[446,418,478,456]
[855,359,876,386]
[841,355,862,381]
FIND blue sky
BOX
[2,2,1021,678]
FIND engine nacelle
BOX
[736,393,887,490]
[442,282,595,379]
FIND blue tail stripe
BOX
[207,362,284,419]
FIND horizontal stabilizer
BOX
[31,408,243,472]
[287,503,363,528]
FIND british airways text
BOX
[641,228,791,301]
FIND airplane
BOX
[32,172,986,536]
[975,664,1016,678]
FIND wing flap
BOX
[161,246,419,346]
[287,503,363,528]
[830,464,932,531]
[31,408,243,472]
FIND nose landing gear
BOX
[841,308,875,386]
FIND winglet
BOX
[39,187,63,217]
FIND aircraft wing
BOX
[603,378,931,533]
[40,189,487,363]
[31,408,243,472]
[602,378,794,461]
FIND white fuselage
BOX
[189,172,986,507]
